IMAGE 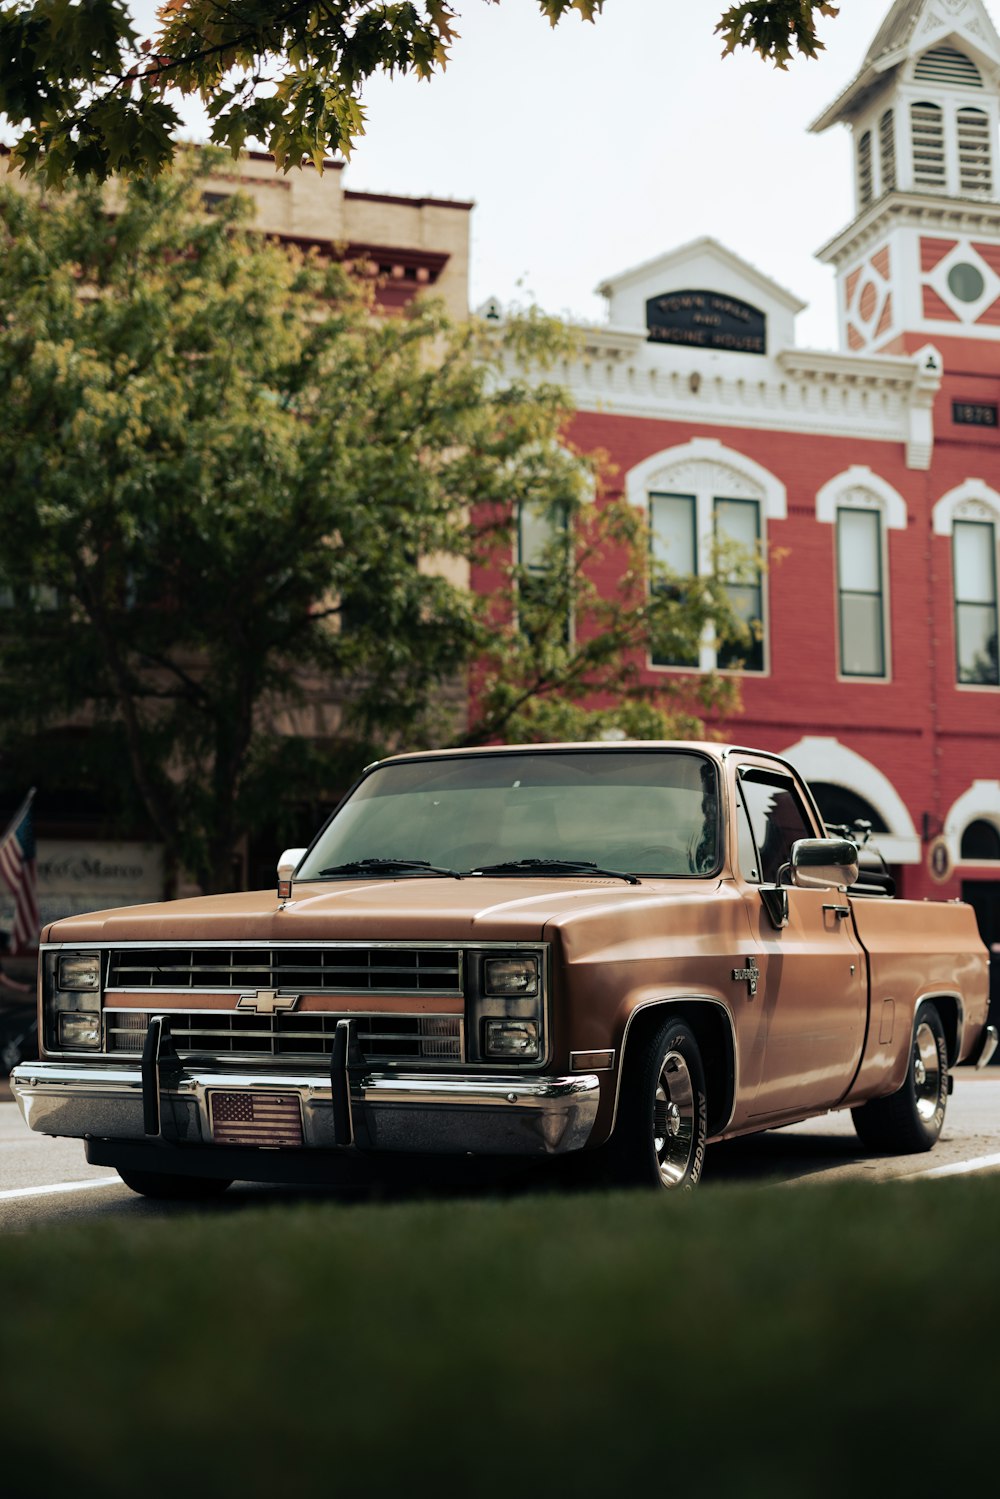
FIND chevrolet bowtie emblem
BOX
[236,989,301,1014]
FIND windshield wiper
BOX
[469,858,640,886]
[318,858,464,879]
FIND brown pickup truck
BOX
[11,742,997,1195]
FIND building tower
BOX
[812,0,1000,373]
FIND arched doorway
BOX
[808,783,889,835]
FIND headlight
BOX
[483,956,538,997]
[43,949,104,1052]
[483,1020,539,1060]
[57,1013,102,1049]
[468,947,546,1065]
[57,954,101,992]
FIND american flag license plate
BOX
[209,1091,304,1148]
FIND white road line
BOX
[0,1177,121,1203]
[899,1151,1000,1181]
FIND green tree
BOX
[0,157,749,892]
[0,1,840,184]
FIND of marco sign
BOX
[646,289,766,355]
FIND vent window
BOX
[879,109,896,192]
[857,130,874,206]
[957,107,993,194]
[911,101,946,190]
[914,46,982,88]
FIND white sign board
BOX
[0,840,165,934]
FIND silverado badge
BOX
[236,989,301,1014]
[732,958,759,998]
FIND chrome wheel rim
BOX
[653,1050,696,1187]
[913,1021,942,1123]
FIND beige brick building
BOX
[200,151,472,320]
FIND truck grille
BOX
[106,946,463,995]
[105,1010,463,1064]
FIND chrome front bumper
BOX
[10,1060,601,1157]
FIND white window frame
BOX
[625,439,785,676]
[816,467,905,684]
[933,481,1000,691]
[515,497,574,645]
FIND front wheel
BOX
[851,1003,949,1155]
[607,1017,708,1190]
[116,1169,233,1201]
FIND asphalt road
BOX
[1,1074,998,1230]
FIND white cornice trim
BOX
[816,191,1000,268]
[577,325,647,359]
[775,347,926,386]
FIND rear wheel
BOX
[116,1169,233,1201]
[851,1003,949,1155]
[607,1017,708,1190]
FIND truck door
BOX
[736,766,868,1119]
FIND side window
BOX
[736,786,760,882]
[739,770,815,885]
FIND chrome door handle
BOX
[823,904,851,919]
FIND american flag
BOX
[210,1091,303,1147]
[0,789,40,955]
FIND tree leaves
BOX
[0,156,750,888]
[716,1,839,68]
[0,1,841,184]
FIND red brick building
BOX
[500,0,1000,951]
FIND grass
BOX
[2,1177,997,1496]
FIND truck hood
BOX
[43,874,710,946]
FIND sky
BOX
[132,1,1000,349]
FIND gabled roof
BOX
[861,0,925,71]
[597,235,806,315]
[811,0,1000,132]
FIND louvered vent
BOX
[879,109,896,193]
[914,46,982,88]
[857,130,874,207]
[911,102,946,189]
[958,107,993,194]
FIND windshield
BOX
[298,750,720,879]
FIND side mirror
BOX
[277,847,308,900]
[790,837,859,891]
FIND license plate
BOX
[209,1091,303,1148]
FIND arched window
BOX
[953,521,999,684]
[816,468,906,681]
[957,107,993,194]
[626,440,785,676]
[961,819,1000,861]
[911,101,946,189]
[932,483,1000,687]
[810,784,889,835]
[879,109,896,192]
[836,507,886,677]
[857,130,874,206]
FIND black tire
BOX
[116,1169,233,1201]
[851,1003,949,1155]
[607,1016,708,1189]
